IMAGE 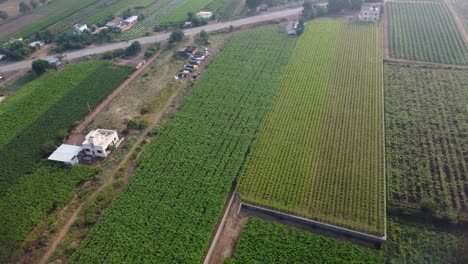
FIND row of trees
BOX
[19,0,48,14]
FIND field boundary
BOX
[239,199,387,244]
[203,191,236,264]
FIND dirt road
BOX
[0,7,301,73]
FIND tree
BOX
[199,30,209,43]
[246,0,261,10]
[34,29,54,43]
[187,11,194,21]
[32,59,49,75]
[4,40,31,60]
[328,0,350,13]
[30,0,38,9]
[19,2,31,14]
[169,30,184,43]
[138,14,144,22]
[122,8,132,19]
[125,41,141,56]
[0,10,8,20]
[351,0,364,10]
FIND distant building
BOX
[359,4,380,22]
[0,54,6,60]
[196,11,213,20]
[3,38,23,49]
[286,21,299,35]
[106,16,137,32]
[74,24,89,34]
[82,129,122,158]
[49,58,61,69]
[48,144,83,165]
[29,40,45,48]
[120,16,138,31]
[106,17,122,28]
[177,46,198,57]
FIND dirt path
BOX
[64,46,164,145]
[38,74,184,264]
[444,0,468,44]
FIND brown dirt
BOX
[0,12,47,40]
[29,44,53,60]
[444,0,468,44]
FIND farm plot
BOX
[453,0,468,31]
[158,0,214,25]
[83,0,157,25]
[226,217,385,263]
[237,19,385,235]
[69,26,297,263]
[205,0,242,20]
[385,63,468,218]
[388,2,467,65]
[0,61,132,263]
[0,0,99,42]
[118,0,188,39]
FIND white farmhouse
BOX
[74,24,89,34]
[196,11,213,20]
[359,5,380,22]
[48,144,83,165]
[82,129,121,158]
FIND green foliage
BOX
[3,40,32,60]
[246,0,261,10]
[144,45,159,58]
[237,20,385,235]
[32,59,50,75]
[69,26,297,263]
[127,119,147,130]
[385,64,468,217]
[385,218,467,263]
[205,0,241,20]
[125,41,141,56]
[328,0,351,12]
[55,31,93,53]
[227,217,386,263]
[169,30,184,42]
[101,48,124,60]
[0,165,97,263]
[388,2,467,65]
[0,10,8,20]
[19,2,31,13]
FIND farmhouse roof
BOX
[48,144,83,163]
[124,16,138,23]
[82,129,118,148]
[361,5,379,12]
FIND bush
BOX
[127,119,147,130]
[419,198,439,214]
[125,41,141,56]
[169,30,184,43]
[32,59,49,75]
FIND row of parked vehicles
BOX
[176,48,209,80]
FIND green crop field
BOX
[385,217,467,263]
[118,0,188,39]
[0,61,133,262]
[83,0,156,25]
[237,19,385,235]
[226,217,385,263]
[453,0,468,31]
[206,0,242,20]
[69,26,297,263]
[385,63,468,218]
[159,0,214,25]
[388,2,468,65]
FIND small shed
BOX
[196,11,213,20]
[48,144,83,165]
[49,58,61,69]
[177,46,198,57]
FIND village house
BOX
[28,40,45,49]
[359,4,381,22]
[74,24,89,34]
[82,129,122,158]
[196,11,213,20]
[48,144,84,165]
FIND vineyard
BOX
[69,26,297,263]
[0,61,133,262]
[118,0,188,39]
[385,63,468,218]
[158,0,215,25]
[83,0,157,25]
[226,217,385,263]
[237,19,385,235]
[388,2,468,65]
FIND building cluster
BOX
[359,4,381,22]
[48,129,123,165]
[105,16,138,32]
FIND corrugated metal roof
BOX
[48,144,83,163]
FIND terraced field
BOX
[69,26,297,263]
[385,63,468,217]
[237,19,385,235]
[388,1,467,65]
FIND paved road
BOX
[0,8,301,73]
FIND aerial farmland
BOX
[0,0,466,263]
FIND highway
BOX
[0,7,301,73]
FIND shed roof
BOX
[48,144,83,163]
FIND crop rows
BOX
[237,19,385,235]
[226,217,385,263]
[83,0,157,25]
[385,63,468,217]
[118,0,188,39]
[206,0,242,20]
[453,0,468,31]
[0,166,96,263]
[69,27,297,263]
[388,2,467,65]
[159,0,215,25]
